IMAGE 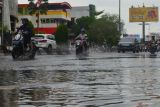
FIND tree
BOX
[88,13,121,46]
[55,24,70,54]
[89,4,104,18]
[72,16,95,36]
[28,0,48,15]
[28,20,35,36]
[55,24,69,44]
[28,0,48,33]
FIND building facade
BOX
[2,0,17,31]
[70,4,96,23]
[0,0,2,21]
[18,2,72,34]
[70,6,90,19]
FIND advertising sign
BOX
[129,7,159,22]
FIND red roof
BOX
[18,2,71,9]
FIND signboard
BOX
[129,7,159,22]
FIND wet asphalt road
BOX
[1,51,160,107]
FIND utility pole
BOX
[1,0,3,45]
[119,0,121,35]
[139,22,149,43]
[142,22,145,43]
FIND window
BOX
[40,18,56,24]
[48,35,55,40]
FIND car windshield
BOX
[34,35,44,39]
[120,38,135,42]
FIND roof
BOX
[18,2,71,9]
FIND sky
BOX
[18,0,160,36]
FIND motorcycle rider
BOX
[16,18,32,51]
[75,28,88,51]
[148,36,157,53]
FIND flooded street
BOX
[1,52,160,107]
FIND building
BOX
[70,4,96,22]
[3,0,18,31]
[18,2,72,34]
[0,0,2,21]
[0,0,17,46]
[70,6,90,19]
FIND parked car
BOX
[32,34,57,54]
[117,37,140,53]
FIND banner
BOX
[129,7,159,22]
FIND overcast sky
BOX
[18,0,160,36]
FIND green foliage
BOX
[89,4,104,18]
[72,16,95,35]
[28,21,35,36]
[88,13,121,46]
[0,24,9,34]
[71,13,122,46]
[28,0,48,15]
[55,24,69,43]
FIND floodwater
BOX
[1,52,160,107]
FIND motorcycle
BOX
[148,42,157,55]
[11,30,37,60]
[75,38,89,56]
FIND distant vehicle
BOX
[117,37,140,53]
[32,34,57,54]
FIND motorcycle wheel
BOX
[45,45,52,54]
[29,52,36,59]
[28,44,37,59]
[76,46,83,55]
[12,48,20,59]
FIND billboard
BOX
[129,7,159,22]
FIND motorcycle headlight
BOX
[15,34,21,40]
[77,42,80,45]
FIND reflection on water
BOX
[0,69,160,107]
[0,70,18,107]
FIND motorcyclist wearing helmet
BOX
[75,28,88,50]
[16,18,32,50]
[75,28,88,40]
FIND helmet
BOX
[80,28,85,33]
[21,18,29,25]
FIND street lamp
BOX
[139,22,150,42]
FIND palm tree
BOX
[28,0,48,33]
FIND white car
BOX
[32,34,57,54]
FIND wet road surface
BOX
[0,52,160,107]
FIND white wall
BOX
[3,0,11,30]
[70,6,90,19]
